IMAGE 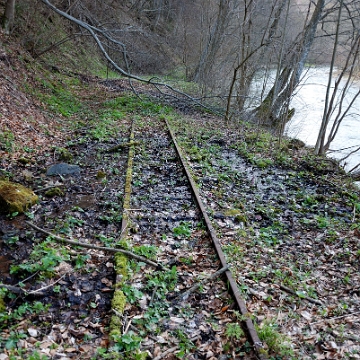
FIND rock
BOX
[0,180,38,214]
[46,163,80,176]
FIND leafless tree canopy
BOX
[3,0,360,154]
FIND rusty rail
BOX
[164,118,267,359]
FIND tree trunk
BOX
[314,0,343,155]
[252,0,325,129]
[2,0,16,35]
[192,0,232,84]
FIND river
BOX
[286,66,360,173]
[249,66,360,173]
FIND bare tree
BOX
[192,0,235,85]
[252,0,326,129]
[225,0,290,121]
[315,0,360,155]
[2,0,15,34]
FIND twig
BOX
[16,271,40,287]
[310,310,360,326]
[174,265,229,302]
[353,205,356,223]
[149,284,159,307]
[29,274,66,294]
[0,283,42,295]
[0,275,65,296]
[112,308,123,318]
[279,284,323,306]
[123,318,132,335]
[25,221,162,269]
[153,335,201,360]
[153,346,179,360]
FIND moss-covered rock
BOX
[0,180,38,214]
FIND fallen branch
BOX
[0,275,65,297]
[25,221,162,269]
[0,283,43,296]
[30,274,66,295]
[174,265,229,302]
[280,284,323,306]
[310,310,360,326]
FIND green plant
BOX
[3,330,27,349]
[28,351,49,360]
[133,245,158,260]
[259,226,281,246]
[314,215,330,229]
[111,331,146,359]
[4,235,19,245]
[173,222,192,238]
[74,254,90,269]
[146,266,178,296]
[0,130,15,152]
[174,329,196,358]
[0,301,49,330]
[122,285,144,304]
[225,322,245,340]
[256,320,293,357]
[10,240,65,276]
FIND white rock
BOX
[28,328,38,337]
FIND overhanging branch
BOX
[39,0,220,114]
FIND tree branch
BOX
[25,221,162,269]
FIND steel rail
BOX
[164,118,267,359]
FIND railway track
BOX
[115,116,265,359]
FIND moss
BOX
[117,238,131,250]
[0,296,6,313]
[109,290,127,338]
[45,187,64,197]
[0,180,38,214]
[18,157,31,164]
[224,209,242,217]
[109,314,123,336]
[112,290,126,313]
[96,170,107,179]
[57,147,73,161]
[114,253,128,278]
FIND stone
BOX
[46,163,80,176]
[0,180,38,214]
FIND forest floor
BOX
[1,32,360,360]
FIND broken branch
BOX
[25,221,162,269]
[280,284,323,306]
